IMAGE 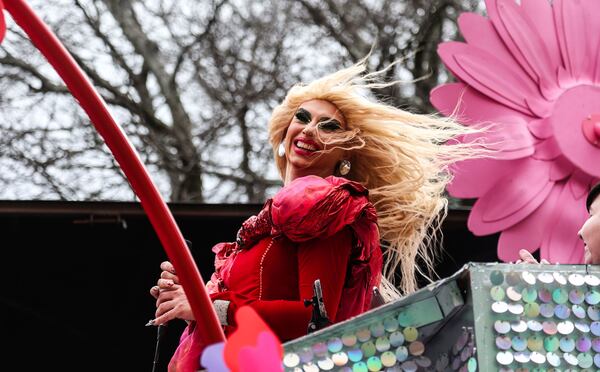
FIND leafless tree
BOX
[0,0,481,202]
[291,0,483,112]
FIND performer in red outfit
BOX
[208,175,381,338]
[150,60,476,371]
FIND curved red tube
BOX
[3,0,225,344]
[0,1,5,43]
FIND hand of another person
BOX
[516,249,550,264]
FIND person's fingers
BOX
[155,299,175,318]
[149,286,160,299]
[152,313,173,326]
[156,288,180,307]
[518,249,539,264]
[154,297,193,324]
[160,261,176,274]
[518,249,533,260]
[157,278,176,289]
[154,305,177,325]
[160,271,180,283]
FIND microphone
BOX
[304,279,331,334]
[151,324,167,372]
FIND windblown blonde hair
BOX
[268,60,476,295]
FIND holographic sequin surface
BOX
[283,278,468,371]
[282,309,443,371]
[481,265,600,371]
[282,264,600,371]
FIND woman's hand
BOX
[149,261,195,325]
[149,261,180,299]
[153,282,195,324]
[516,249,550,264]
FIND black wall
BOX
[0,201,498,371]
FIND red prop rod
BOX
[3,0,225,344]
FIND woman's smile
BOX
[293,138,320,155]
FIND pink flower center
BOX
[551,86,600,177]
[582,114,600,147]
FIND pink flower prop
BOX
[431,0,600,263]
[0,0,6,43]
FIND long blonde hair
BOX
[268,61,476,295]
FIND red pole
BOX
[3,0,225,344]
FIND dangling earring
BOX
[278,142,286,157]
[338,160,351,176]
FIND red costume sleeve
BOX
[212,228,352,341]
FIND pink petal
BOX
[468,158,554,235]
[463,115,534,160]
[527,117,553,139]
[438,42,547,116]
[532,137,561,160]
[485,0,537,81]
[540,177,588,263]
[557,65,578,89]
[455,50,550,117]
[549,156,575,181]
[594,38,600,84]
[481,159,552,222]
[447,158,515,198]
[496,0,561,100]
[430,83,535,124]
[431,84,535,159]
[497,182,564,262]
[582,0,600,82]
[569,170,594,199]
[457,13,517,73]
[521,0,562,75]
[554,0,588,81]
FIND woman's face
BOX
[283,99,347,183]
[580,196,600,264]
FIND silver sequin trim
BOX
[213,299,230,326]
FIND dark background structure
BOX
[0,200,498,371]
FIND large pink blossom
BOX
[431,0,600,263]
